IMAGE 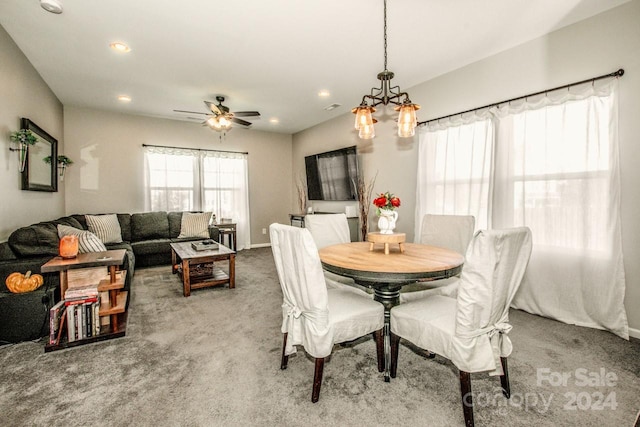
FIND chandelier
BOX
[352,0,420,139]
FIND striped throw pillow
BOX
[57,224,107,253]
[85,214,123,244]
[178,212,213,238]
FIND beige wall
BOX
[293,113,418,238]
[63,107,292,246]
[0,25,64,241]
[292,1,640,334]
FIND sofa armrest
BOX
[0,257,59,294]
[208,226,220,241]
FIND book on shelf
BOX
[59,301,102,342]
[49,300,66,345]
[65,295,99,306]
[67,305,76,342]
[65,283,99,299]
[79,303,86,339]
[93,303,100,336]
[84,303,92,338]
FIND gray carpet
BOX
[1,247,638,426]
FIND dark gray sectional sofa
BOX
[0,211,218,344]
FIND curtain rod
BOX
[142,143,248,155]
[417,68,625,126]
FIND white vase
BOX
[377,209,398,234]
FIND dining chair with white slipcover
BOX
[304,213,371,297]
[390,227,532,426]
[400,214,475,302]
[269,223,384,402]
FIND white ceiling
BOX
[0,0,629,134]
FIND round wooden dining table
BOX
[318,241,464,381]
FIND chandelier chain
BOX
[383,0,388,71]
[352,0,420,139]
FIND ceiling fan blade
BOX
[232,117,252,127]
[174,109,208,115]
[204,101,222,115]
[233,111,260,118]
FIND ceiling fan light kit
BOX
[175,96,260,136]
[353,0,420,139]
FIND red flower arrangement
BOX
[372,192,401,213]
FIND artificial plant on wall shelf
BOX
[9,129,38,172]
[44,154,74,180]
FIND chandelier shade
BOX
[395,102,420,137]
[352,0,420,139]
[206,115,233,132]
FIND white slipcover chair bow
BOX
[303,213,371,297]
[390,227,532,427]
[269,223,384,402]
[400,214,475,302]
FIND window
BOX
[499,101,611,251]
[143,146,251,250]
[416,80,628,339]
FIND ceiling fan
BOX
[174,96,261,132]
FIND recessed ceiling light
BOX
[117,95,132,102]
[110,42,131,53]
[40,0,63,14]
[269,118,279,124]
[318,90,330,97]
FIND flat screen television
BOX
[305,146,359,201]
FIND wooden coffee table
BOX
[170,242,236,297]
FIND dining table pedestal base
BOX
[318,242,465,383]
[365,283,402,382]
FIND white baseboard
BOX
[250,243,271,249]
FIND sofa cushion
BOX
[57,225,107,253]
[131,239,171,256]
[178,212,212,238]
[52,216,83,229]
[0,285,56,343]
[168,211,184,239]
[85,214,123,244]
[131,212,169,242]
[8,222,59,257]
[72,214,132,242]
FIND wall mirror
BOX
[21,118,58,192]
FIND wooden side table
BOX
[215,222,236,251]
[41,249,128,352]
[367,232,406,255]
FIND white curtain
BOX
[201,151,251,251]
[143,146,251,250]
[415,112,493,239]
[415,79,628,339]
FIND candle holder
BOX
[59,235,79,259]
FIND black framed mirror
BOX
[21,118,58,192]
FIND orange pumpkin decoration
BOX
[5,271,45,293]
